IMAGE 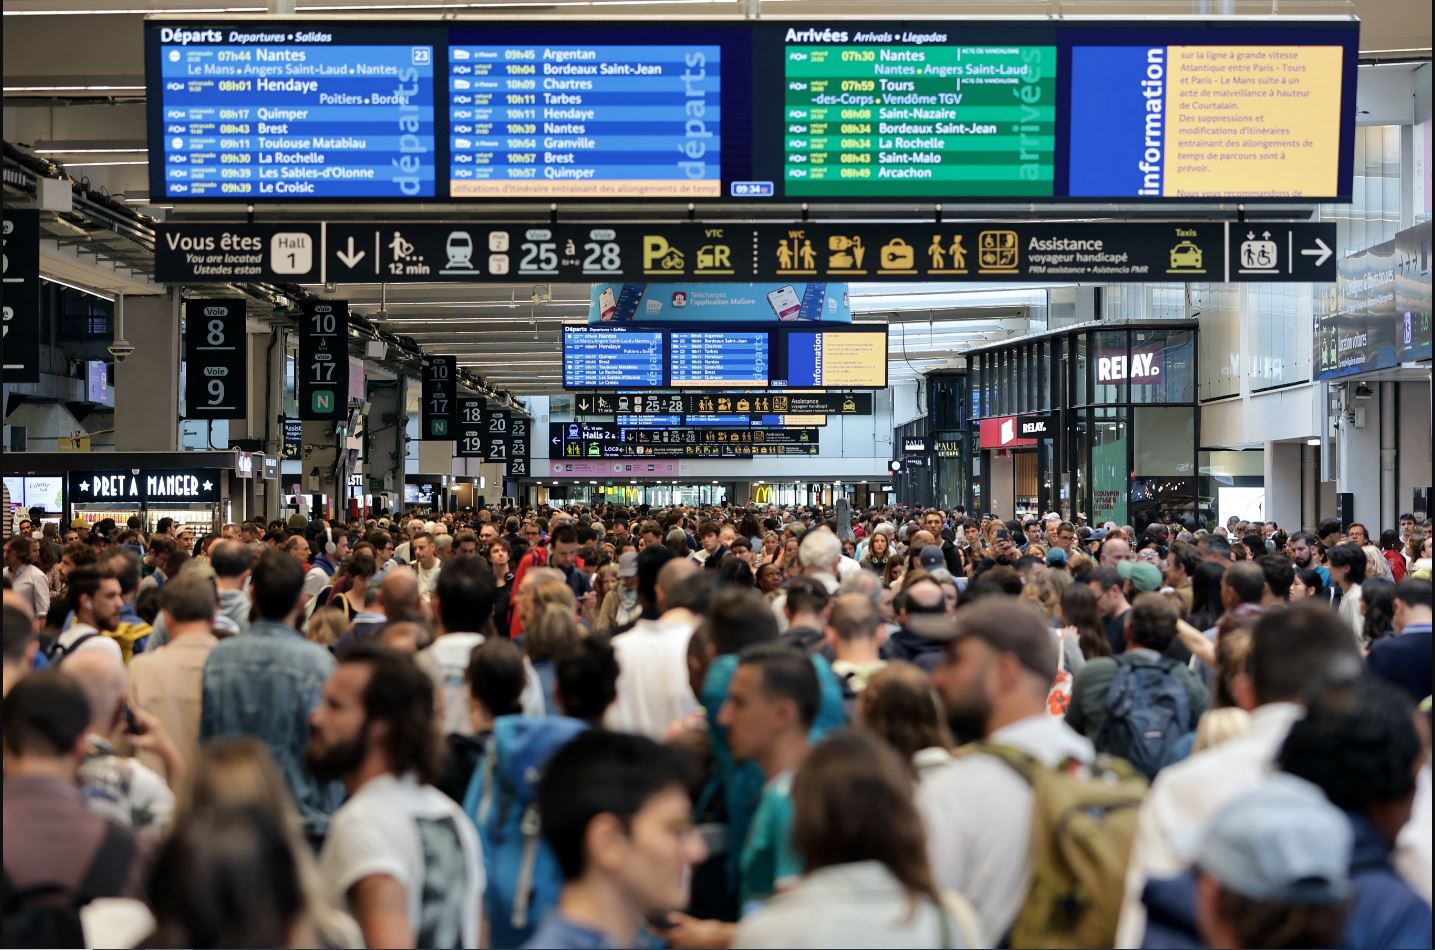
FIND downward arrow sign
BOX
[1301,237,1333,268]
[337,236,366,269]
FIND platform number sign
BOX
[456,396,486,458]
[298,300,348,420]
[421,355,456,440]
[506,415,530,477]
[183,299,247,419]
[480,407,510,463]
[2,209,40,383]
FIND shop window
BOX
[1130,476,1199,534]
[1130,328,1195,404]
[1089,409,1128,525]
[1091,330,1129,406]
[1134,407,1195,475]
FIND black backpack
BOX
[1095,655,1193,781]
[42,632,102,666]
[1,821,135,949]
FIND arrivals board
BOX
[148,19,1358,204]
[148,25,437,199]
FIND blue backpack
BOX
[463,715,587,949]
[1095,655,1192,781]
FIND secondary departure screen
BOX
[146,19,1358,203]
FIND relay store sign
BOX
[69,469,221,504]
[1096,349,1163,384]
[979,415,1040,449]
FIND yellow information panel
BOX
[818,332,887,388]
[1163,46,1343,198]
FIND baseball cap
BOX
[1088,528,1109,542]
[1045,547,1069,566]
[1118,559,1163,593]
[617,550,639,579]
[919,545,946,571]
[1193,774,1350,904]
[947,598,1058,681]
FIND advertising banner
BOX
[589,283,851,323]
[1316,239,1399,380]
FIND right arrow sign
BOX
[1227,222,1338,282]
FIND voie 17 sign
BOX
[420,355,456,440]
[183,299,247,419]
[298,300,349,420]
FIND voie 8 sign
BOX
[298,300,349,420]
[183,299,247,419]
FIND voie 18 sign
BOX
[455,396,486,458]
[297,300,349,420]
[183,299,247,419]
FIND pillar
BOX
[115,291,180,451]
[1263,441,1303,531]
[365,377,406,514]
[301,420,340,519]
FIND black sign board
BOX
[1018,414,1058,440]
[297,300,349,420]
[935,438,962,459]
[903,435,931,454]
[69,469,221,505]
[183,299,247,419]
[282,419,303,460]
[550,422,818,459]
[482,407,511,465]
[507,416,531,476]
[154,223,323,284]
[455,396,486,458]
[573,391,872,417]
[153,222,1338,286]
[420,355,456,441]
[2,209,40,383]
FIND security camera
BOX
[107,339,136,363]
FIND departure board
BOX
[151,26,436,199]
[448,43,722,198]
[563,326,664,388]
[783,40,1057,197]
[669,331,769,387]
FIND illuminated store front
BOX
[966,321,1198,530]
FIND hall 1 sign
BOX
[455,397,486,458]
[420,355,456,440]
[2,208,40,383]
[183,299,247,419]
[68,469,221,505]
[297,300,349,421]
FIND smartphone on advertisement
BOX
[767,285,802,321]
[598,287,617,321]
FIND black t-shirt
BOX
[1105,609,1130,656]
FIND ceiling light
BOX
[1306,438,1322,446]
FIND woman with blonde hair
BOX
[179,737,360,948]
[305,607,349,650]
[587,561,619,629]
[525,598,583,716]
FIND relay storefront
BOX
[967,321,1199,531]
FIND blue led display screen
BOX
[149,24,438,199]
[562,326,664,389]
[669,330,770,388]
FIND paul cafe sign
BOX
[68,469,221,505]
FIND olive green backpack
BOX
[954,741,1147,948]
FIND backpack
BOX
[1,821,134,949]
[465,715,587,949]
[43,632,101,666]
[957,742,1146,949]
[1095,655,1193,780]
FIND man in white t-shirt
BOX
[51,565,125,664]
[415,556,495,737]
[917,598,1094,946]
[411,533,442,599]
[606,550,708,738]
[307,643,484,949]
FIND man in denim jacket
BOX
[200,549,343,842]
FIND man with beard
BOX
[916,598,1095,944]
[49,565,125,664]
[307,643,483,950]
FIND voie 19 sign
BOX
[455,396,486,458]
[183,299,247,419]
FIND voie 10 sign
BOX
[183,299,247,419]
[147,19,1357,204]
[297,300,349,420]
[420,355,456,440]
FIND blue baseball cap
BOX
[1045,547,1068,565]
[1193,774,1351,905]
